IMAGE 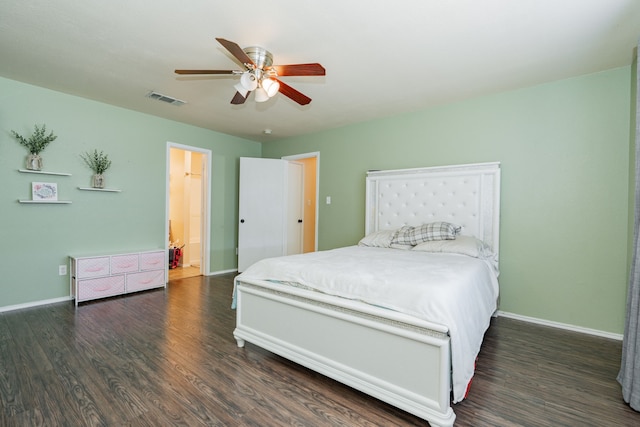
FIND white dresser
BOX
[70,249,166,306]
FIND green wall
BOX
[0,77,260,308]
[263,66,633,335]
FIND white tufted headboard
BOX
[365,162,501,256]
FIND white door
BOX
[237,157,287,272]
[286,162,304,255]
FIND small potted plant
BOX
[11,124,58,171]
[81,149,112,188]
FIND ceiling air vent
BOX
[146,91,186,106]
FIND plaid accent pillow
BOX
[391,222,461,245]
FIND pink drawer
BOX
[139,251,165,271]
[126,270,165,293]
[78,275,125,302]
[111,253,139,274]
[76,257,110,278]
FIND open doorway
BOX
[166,143,212,280]
[283,152,319,253]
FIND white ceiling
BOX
[1,1,639,142]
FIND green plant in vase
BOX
[11,124,58,171]
[81,149,112,188]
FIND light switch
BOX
[326,196,331,205]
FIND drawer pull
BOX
[115,262,135,268]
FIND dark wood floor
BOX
[0,273,638,426]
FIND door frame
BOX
[166,142,212,275]
[282,151,319,252]
[286,161,304,255]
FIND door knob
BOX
[240,219,245,223]
[298,219,303,223]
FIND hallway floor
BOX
[168,265,201,280]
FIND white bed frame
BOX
[233,162,500,427]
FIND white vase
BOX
[26,154,42,171]
[92,174,105,188]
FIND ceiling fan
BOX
[175,38,325,106]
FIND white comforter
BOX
[236,245,499,403]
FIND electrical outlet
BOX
[59,265,67,276]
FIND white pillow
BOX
[358,229,397,248]
[412,235,493,259]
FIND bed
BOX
[232,162,501,427]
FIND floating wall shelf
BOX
[18,169,71,176]
[78,187,121,193]
[18,200,72,204]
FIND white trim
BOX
[166,142,212,276]
[497,311,623,341]
[0,296,73,313]
[205,268,238,276]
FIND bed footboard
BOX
[233,279,456,427]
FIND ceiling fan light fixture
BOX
[262,78,280,97]
[254,87,269,103]
[239,72,258,91]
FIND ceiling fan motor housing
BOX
[243,46,273,69]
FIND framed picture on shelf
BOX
[32,182,58,201]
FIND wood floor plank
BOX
[0,332,25,417]
[22,370,87,426]
[1,273,639,426]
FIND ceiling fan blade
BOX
[271,63,326,76]
[215,37,255,67]
[175,69,236,75]
[276,79,312,105]
[230,91,248,105]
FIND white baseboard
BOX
[206,268,237,276]
[0,296,73,314]
[497,310,623,341]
